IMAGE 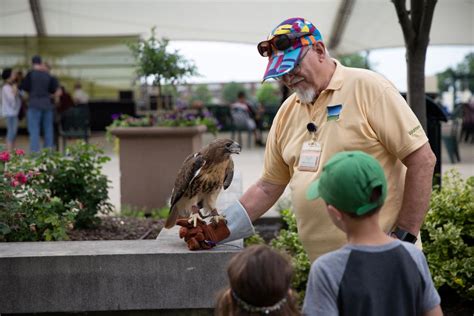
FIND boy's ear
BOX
[327,205,343,221]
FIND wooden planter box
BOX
[110,125,207,211]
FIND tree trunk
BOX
[392,0,437,133]
[156,82,163,111]
[407,48,428,130]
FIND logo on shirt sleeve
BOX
[408,125,421,136]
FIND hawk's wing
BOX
[223,158,234,190]
[170,152,205,207]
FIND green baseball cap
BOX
[306,151,387,216]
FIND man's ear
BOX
[312,41,326,59]
[327,205,343,221]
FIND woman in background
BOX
[1,68,21,151]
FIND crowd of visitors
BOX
[1,55,88,153]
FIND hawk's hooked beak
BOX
[228,141,241,154]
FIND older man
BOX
[187,17,436,261]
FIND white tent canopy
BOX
[1,0,472,54]
[0,0,472,95]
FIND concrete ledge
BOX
[0,230,242,314]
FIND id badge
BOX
[298,141,322,172]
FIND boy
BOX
[303,151,442,316]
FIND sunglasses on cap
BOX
[257,32,312,57]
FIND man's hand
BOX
[176,218,230,250]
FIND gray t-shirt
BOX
[302,240,440,316]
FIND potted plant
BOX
[128,27,198,110]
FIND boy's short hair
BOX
[306,151,387,216]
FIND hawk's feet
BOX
[188,205,204,227]
[209,209,226,225]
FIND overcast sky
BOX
[169,41,473,92]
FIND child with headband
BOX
[215,245,300,315]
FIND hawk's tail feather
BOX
[164,206,179,229]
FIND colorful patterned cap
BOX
[261,17,323,81]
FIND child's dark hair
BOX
[215,245,300,316]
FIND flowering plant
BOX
[0,149,80,241]
[0,142,112,241]
[106,109,220,142]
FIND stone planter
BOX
[110,125,207,211]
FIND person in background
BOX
[190,99,208,118]
[53,85,76,149]
[73,82,89,106]
[1,68,22,151]
[57,86,75,114]
[253,102,266,146]
[230,91,265,146]
[303,151,442,316]
[20,55,59,153]
[215,245,300,316]
[15,70,27,122]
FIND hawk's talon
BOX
[210,214,226,225]
[188,213,204,227]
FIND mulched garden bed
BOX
[67,216,164,241]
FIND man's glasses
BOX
[257,32,311,57]
[275,46,311,81]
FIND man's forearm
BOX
[398,143,436,234]
[240,179,286,221]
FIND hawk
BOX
[164,138,241,228]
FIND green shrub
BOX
[244,233,265,247]
[421,170,474,300]
[30,142,114,228]
[0,149,79,241]
[270,209,311,304]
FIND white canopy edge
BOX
[0,0,472,55]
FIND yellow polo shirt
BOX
[262,60,428,262]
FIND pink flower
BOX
[10,179,20,187]
[15,149,25,156]
[0,151,10,162]
[14,172,28,184]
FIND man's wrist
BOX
[220,200,255,243]
[391,226,418,244]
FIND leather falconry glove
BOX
[176,218,230,250]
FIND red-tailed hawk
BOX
[165,138,241,228]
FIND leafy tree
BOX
[437,53,474,93]
[129,27,198,108]
[256,83,280,106]
[222,82,247,104]
[339,52,371,69]
[190,84,213,105]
